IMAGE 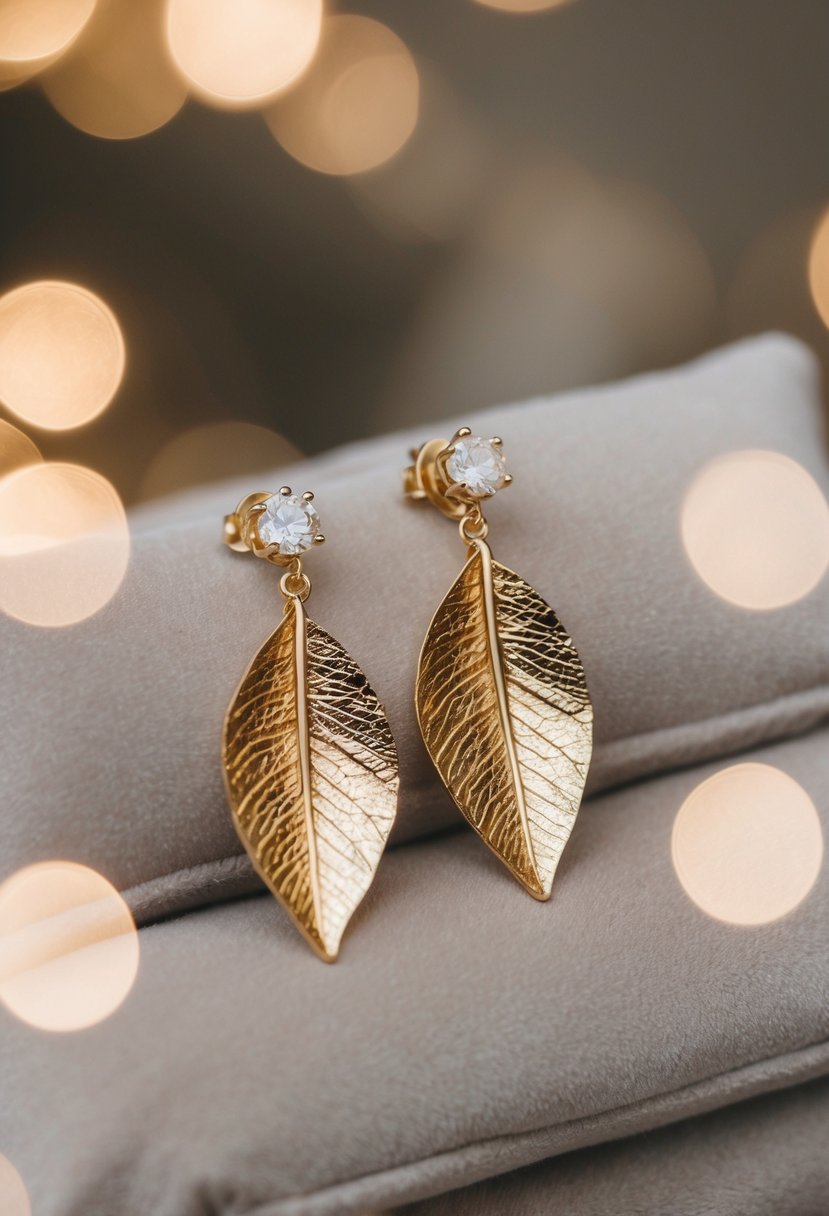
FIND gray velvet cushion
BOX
[2,334,828,922]
[2,726,827,1214]
[396,1075,829,1216]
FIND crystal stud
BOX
[257,491,321,556]
[446,435,507,497]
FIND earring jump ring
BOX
[279,569,312,601]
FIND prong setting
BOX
[444,481,469,499]
[226,488,322,562]
[402,430,509,520]
[444,432,508,500]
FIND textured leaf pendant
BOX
[405,430,593,900]
[416,539,592,898]
[222,488,399,961]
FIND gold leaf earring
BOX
[404,431,593,900]
[221,488,399,961]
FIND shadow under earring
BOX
[404,431,593,900]
[222,488,399,961]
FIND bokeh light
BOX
[347,67,490,245]
[165,0,321,109]
[0,1155,30,1216]
[0,59,40,91]
[0,461,129,627]
[0,0,95,66]
[0,280,125,430]
[807,205,829,330]
[681,450,829,610]
[42,0,187,140]
[482,172,717,356]
[381,164,716,429]
[265,15,419,176]
[0,418,40,477]
[138,420,301,501]
[473,0,573,11]
[672,763,823,925]
[0,861,139,1032]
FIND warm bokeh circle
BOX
[0,280,125,430]
[681,449,829,610]
[0,461,130,627]
[165,0,322,107]
[0,418,40,477]
[473,0,573,11]
[0,1154,30,1216]
[0,861,139,1032]
[266,15,419,176]
[672,763,823,925]
[138,420,301,502]
[0,0,96,65]
[42,0,187,139]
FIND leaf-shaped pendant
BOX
[416,537,593,899]
[223,597,399,961]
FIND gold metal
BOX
[279,567,312,601]
[403,437,465,519]
[223,491,271,552]
[223,487,322,567]
[458,507,488,543]
[402,428,509,519]
[406,431,593,898]
[222,490,399,961]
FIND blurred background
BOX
[2,0,829,507]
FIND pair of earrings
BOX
[222,431,593,961]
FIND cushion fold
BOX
[3,724,827,1216]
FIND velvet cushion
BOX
[396,1075,829,1216]
[1,334,828,921]
[2,726,827,1214]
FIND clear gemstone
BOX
[257,493,320,555]
[446,435,506,497]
